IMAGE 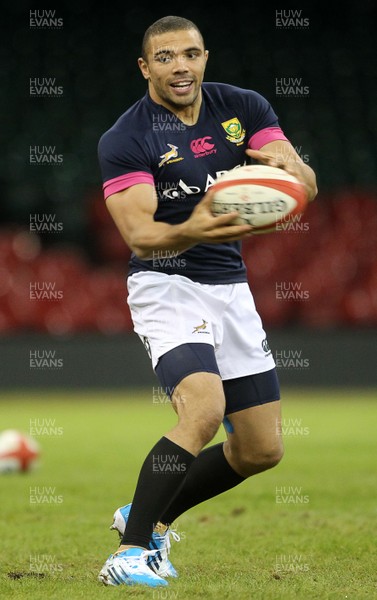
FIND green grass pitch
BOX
[0,388,376,599]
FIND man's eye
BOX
[157,55,172,63]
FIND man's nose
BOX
[172,56,189,71]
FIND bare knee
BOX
[228,442,284,478]
[252,444,284,471]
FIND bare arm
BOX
[105,183,253,260]
[247,140,318,202]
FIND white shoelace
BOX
[154,528,181,555]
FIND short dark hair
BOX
[141,16,204,60]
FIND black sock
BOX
[121,436,195,548]
[160,442,244,525]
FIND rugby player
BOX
[97,15,317,587]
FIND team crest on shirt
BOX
[192,319,210,334]
[221,117,246,145]
[158,143,184,168]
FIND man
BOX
[97,15,317,588]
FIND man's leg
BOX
[118,371,226,551]
[223,399,284,476]
[160,373,283,525]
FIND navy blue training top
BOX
[98,82,288,284]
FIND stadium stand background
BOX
[1,3,376,386]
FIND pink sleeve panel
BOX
[248,127,289,150]
[103,171,154,199]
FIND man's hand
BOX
[246,142,318,202]
[183,188,253,244]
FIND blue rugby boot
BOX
[110,503,180,578]
[98,547,168,587]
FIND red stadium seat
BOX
[1,189,377,333]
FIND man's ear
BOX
[138,57,150,80]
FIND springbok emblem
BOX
[192,319,208,334]
[158,144,179,167]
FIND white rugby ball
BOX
[0,429,40,473]
[211,165,308,234]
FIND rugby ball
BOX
[211,165,308,234]
[0,429,40,474]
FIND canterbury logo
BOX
[190,136,215,154]
[192,319,208,333]
[158,144,179,167]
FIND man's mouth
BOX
[170,80,193,94]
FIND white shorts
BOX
[127,272,276,380]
